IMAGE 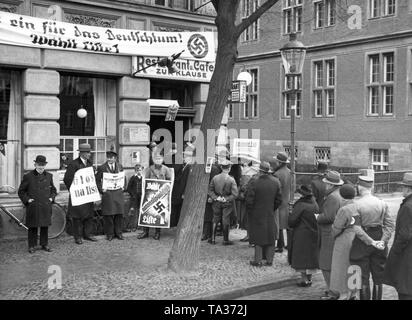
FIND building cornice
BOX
[237,30,412,62]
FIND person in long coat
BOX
[384,172,412,300]
[246,161,282,266]
[18,155,57,253]
[310,160,329,208]
[63,143,97,245]
[330,184,378,300]
[273,151,291,253]
[96,150,125,241]
[316,170,344,300]
[288,184,319,286]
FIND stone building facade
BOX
[230,0,412,171]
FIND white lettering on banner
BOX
[0,12,216,62]
[102,172,125,191]
[69,167,101,206]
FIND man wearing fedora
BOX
[208,159,238,245]
[311,160,329,208]
[316,170,344,300]
[273,151,291,253]
[18,155,57,253]
[96,149,125,241]
[384,172,412,300]
[246,161,282,267]
[64,143,98,244]
[349,175,394,300]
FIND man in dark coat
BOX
[18,155,57,253]
[96,150,125,241]
[170,150,192,227]
[310,160,329,208]
[384,172,412,300]
[246,161,282,266]
[63,143,97,244]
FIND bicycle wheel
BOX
[48,203,67,239]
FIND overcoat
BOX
[288,195,319,270]
[274,165,291,229]
[96,162,125,216]
[383,194,412,295]
[317,186,344,271]
[18,170,57,228]
[204,164,222,223]
[63,157,95,219]
[171,163,191,205]
[246,173,282,246]
[311,173,327,208]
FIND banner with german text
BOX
[69,167,101,206]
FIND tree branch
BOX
[235,0,280,38]
[211,0,219,11]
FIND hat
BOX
[220,159,232,170]
[339,184,356,199]
[399,172,412,187]
[34,155,48,165]
[317,160,329,171]
[78,143,91,152]
[274,151,290,163]
[106,150,118,157]
[259,161,273,174]
[358,175,374,188]
[297,184,313,196]
[322,170,344,186]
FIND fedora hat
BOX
[274,151,290,164]
[78,143,91,152]
[399,172,412,187]
[322,170,344,186]
[259,161,273,174]
[358,175,374,188]
[34,155,48,165]
[297,184,313,196]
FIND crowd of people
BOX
[16,144,412,300]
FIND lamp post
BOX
[279,32,306,212]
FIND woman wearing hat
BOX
[288,184,319,286]
[384,172,412,300]
[18,155,57,253]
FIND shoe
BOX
[275,248,283,253]
[222,240,234,245]
[28,247,35,254]
[240,236,249,242]
[137,232,149,239]
[297,280,312,287]
[153,233,160,240]
[84,236,98,242]
[75,239,83,245]
[116,235,124,240]
[106,235,114,241]
[249,261,263,267]
[41,246,52,252]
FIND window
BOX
[370,149,389,171]
[314,147,331,164]
[243,69,259,119]
[282,73,301,118]
[314,0,336,28]
[0,69,21,193]
[283,0,303,34]
[367,52,395,116]
[369,0,396,18]
[313,59,336,117]
[284,145,298,160]
[153,0,194,11]
[242,0,260,41]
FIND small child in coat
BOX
[125,164,144,231]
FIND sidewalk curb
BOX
[178,272,323,300]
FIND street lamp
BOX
[279,32,306,212]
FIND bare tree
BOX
[168,0,280,272]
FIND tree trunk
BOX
[167,2,238,272]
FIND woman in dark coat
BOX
[288,184,319,286]
[383,174,412,300]
[246,161,282,267]
[18,155,57,253]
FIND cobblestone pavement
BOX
[238,273,398,300]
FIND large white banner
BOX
[102,172,125,191]
[0,12,216,61]
[231,138,260,162]
[70,167,101,206]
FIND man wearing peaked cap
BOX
[384,172,412,299]
[349,173,395,300]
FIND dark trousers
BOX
[212,202,233,227]
[277,229,285,248]
[28,227,48,248]
[203,221,212,238]
[103,214,123,237]
[72,217,94,240]
[398,293,412,300]
[254,244,275,263]
[171,203,182,227]
[142,227,161,235]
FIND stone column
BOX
[118,76,150,180]
[23,69,61,192]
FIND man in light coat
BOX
[316,170,344,300]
